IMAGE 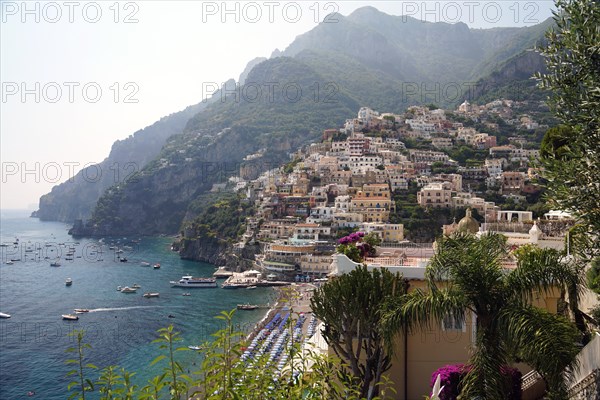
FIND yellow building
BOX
[329,247,564,399]
[350,184,393,222]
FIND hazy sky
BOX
[0,1,555,210]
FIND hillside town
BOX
[214,101,571,281]
[189,100,599,399]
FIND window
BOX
[442,314,466,332]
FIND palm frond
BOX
[381,286,469,346]
[499,304,581,398]
[507,246,584,304]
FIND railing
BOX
[567,333,600,398]
[521,369,542,391]
[364,257,404,266]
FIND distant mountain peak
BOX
[238,57,267,85]
[348,5,384,18]
[270,48,282,58]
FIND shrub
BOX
[430,364,522,400]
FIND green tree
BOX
[337,243,362,263]
[310,266,406,399]
[382,233,582,399]
[536,0,600,256]
[586,258,600,294]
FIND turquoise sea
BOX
[0,210,273,399]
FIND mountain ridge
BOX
[36,7,554,234]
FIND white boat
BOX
[0,312,11,318]
[182,292,191,296]
[65,278,73,286]
[246,286,257,290]
[132,283,141,288]
[62,314,79,321]
[120,286,137,293]
[153,263,161,269]
[188,345,205,350]
[117,286,122,291]
[50,259,61,267]
[140,261,151,267]
[170,276,217,288]
[237,304,259,310]
[5,260,13,265]
[143,292,160,298]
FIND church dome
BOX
[457,208,480,234]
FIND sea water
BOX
[0,210,272,399]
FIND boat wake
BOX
[88,306,166,313]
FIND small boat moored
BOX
[62,314,79,321]
[0,312,11,319]
[143,292,160,298]
[65,278,73,286]
[120,286,137,293]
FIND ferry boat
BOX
[170,276,217,288]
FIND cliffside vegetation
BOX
[183,193,255,241]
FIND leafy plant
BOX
[65,330,97,400]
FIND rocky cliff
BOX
[175,235,261,268]
[36,103,204,222]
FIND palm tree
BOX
[381,232,582,399]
